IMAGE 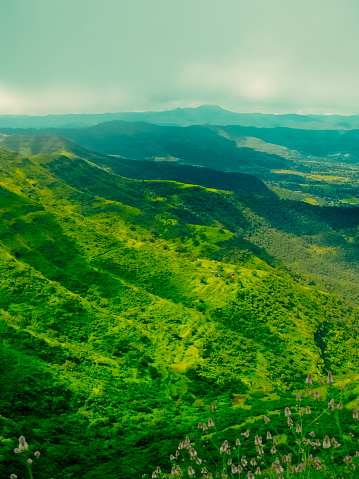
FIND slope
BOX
[0,146,359,478]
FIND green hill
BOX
[0,145,359,478]
[0,134,272,196]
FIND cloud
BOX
[0,84,131,115]
[2,0,359,114]
[178,56,359,114]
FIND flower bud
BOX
[323,435,331,448]
[19,436,26,445]
[18,436,28,452]
[189,447,197,457]
[260,414,268,424]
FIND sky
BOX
[1,0,359,115]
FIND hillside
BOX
[0,133,110,164]
[0,144,359,478]
[0,133,273,195]
[4,119,359,168]
[3,123,359,208]
[1,136,359,301]
[0,122,294,173]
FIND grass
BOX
[144,372,359,479]
[10,372,359,479]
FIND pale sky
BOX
[1,0,359,115]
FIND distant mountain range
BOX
[1,104,359,129]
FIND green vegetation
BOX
[9,373,359,478]
[146,372,359,478]
[0,143,358,478]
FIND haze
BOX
[1,0,359,115]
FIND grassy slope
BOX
[4,135,359,303]
[0,146,359,478]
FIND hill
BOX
[0,133,111,164]
[0,133,272,195]
[0,122,294,174]
[3,121,359,208]
[0,144,359,478]
[1,135,359,301]
[4,121,359,171]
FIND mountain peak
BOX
[196,104,225,111]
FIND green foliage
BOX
[0,144,358,478]
[150,372,359,479]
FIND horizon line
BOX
[0,104,358,118]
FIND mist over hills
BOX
[3,119,359,169]
[0,122,291,173]
[1,104,359,129]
